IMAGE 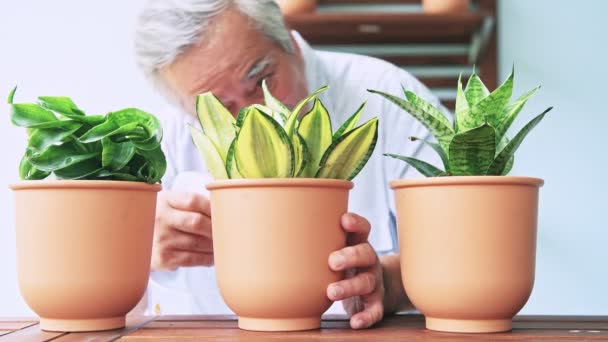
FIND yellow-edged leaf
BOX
[234,107,293,178]
[195,92,236,161]
[284,85,329,137]
[316,118,378,180]
[298,99,333,177]
[188,124,228,179]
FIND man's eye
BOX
[257,74,274,89]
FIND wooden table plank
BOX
[1,324,67,342]
[49,315,157,342]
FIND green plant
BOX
[8,87,166,183]
[368,69,553,176]
[189,81,378,180]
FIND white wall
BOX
[0,1,606,316]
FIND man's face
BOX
[161,8,308,117]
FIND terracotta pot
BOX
[275,0,317,15]
[207,178,352,331]
[11,180,160,332]
[422,0,470,13]
[391,176,543,333]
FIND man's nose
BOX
[228,96,264,117]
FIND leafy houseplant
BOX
[8,88,165,332]
[369,70,551,333]
[189,82,378,332]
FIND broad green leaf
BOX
[454,74,469,132]
[79,121,140,143]
[368,89,454,151]
[38,96,85,116]
[188,125,228,179]
[59,113,105,126]
[496,86,540,141]
[101,138,136,171]
[298,99,333,177]
[316,118,378,180]
[106,108,162,151]
[487,107,552,175]
[384,154,445,177]
[196,93,236,161]
[333,102,365,141]
[11,104,58,127]
[470,69,514,128]
[54,158,102,180]
[284,86,329,138]
[262,79,290,119]
[235,108,294,178]
[409,136,449,172]
[448,123,496,176]
[464,73,490,106]
[19,155,50,180]
[224,138,242,179]
[294,133,308,177]
[93,169,141,182]
[8,86,17,104]
[404,89,453,132]
[135,146,167,183]
[27,144,100,172]
[28,122,82,152]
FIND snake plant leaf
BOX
[252,103,286,126]
[38,96,85,116]
[470,69,514,128]
[26,144,100,172]
[28,123,83,152]
[409,136,449,172]
[11,103,58,127]
[448,123,496,176]
[497,135,514,175]
[316,118,378,180]
[298,99,333,177]
[188,124,228,179]
[454,74,469,132]
[196,92,236,161]
[368,89,454,151]
[384,154,445,177]
[8,86,17,104]
[464,72,490,106]
[332,102,366,141]
[134,146,167,183]
[19,155,50,180]
[284,85,329,138]
[404,89,453,132]
[235,108,294,178]
[293,133,309,177]
[224,138,242,179]
[496,86,541,141]
[101,138,136,171]
[487,107,552,175]
[262,79,290,119]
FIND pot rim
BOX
[390,176,544,189]
[206,178,353,190]
[10,180,162,192]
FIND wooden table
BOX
[2,315,608,341]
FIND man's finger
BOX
[167,210,212,238]
[349,296,384,330]
[341,213,371,245]
[327,271,376,301]
[173,250,215,268]
[168,230,213,253]
[166,192,211,215]
[329,243,377,271]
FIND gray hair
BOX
[135,0,294,100]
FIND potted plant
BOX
[368,69,552,333]
[8,87,166,332]
[189,81,378,331]
[422,0,470,13]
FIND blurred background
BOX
[1,0,606,316]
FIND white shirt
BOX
[145,32,447,315]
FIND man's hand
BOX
[327,213,385,329]
[151,191,214,271]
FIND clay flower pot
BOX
[11,180,161,332]
[422,0,470,13]
[207,178,352,331]
[275,0,317,15]
[391,176,543,333]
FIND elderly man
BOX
[135,0,445,329]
